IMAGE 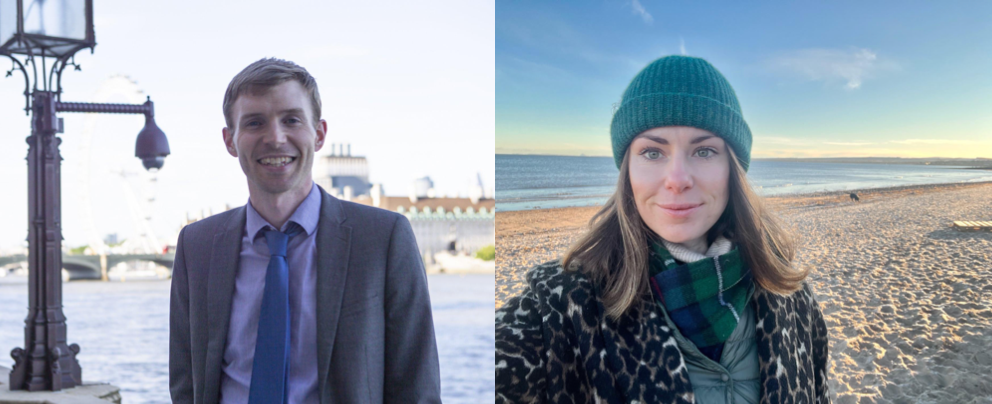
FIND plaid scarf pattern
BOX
[648,241,752,361]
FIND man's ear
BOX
[314,119,328,152]
[223,127,238,157]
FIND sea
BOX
[496,154,992,211]
[0,274,494,404]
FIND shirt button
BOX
[721,374,730,382]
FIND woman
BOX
[495,56,829,403]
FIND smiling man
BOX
[169,58,441,404]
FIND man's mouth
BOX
[257,156,296,167]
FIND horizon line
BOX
[495,153,992,160]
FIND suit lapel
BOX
[203,207,246,404]
[314,188,352,399]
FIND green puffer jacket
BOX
[658,284,759,404]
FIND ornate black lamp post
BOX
[1,0,170,391]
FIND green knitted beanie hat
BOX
[610,55,752,171]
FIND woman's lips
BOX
[657,203,702,218]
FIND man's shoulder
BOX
[179,206,244,243]
[333,198,408,231]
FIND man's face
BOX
[223,80,326,198]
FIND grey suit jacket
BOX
[170,187,441,403]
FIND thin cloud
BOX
[630,0,654,24]
[889,139,986,145]
[679,36,686,55]
[768,47,898,90]
[754,136,814,146]
[754,148,907,158]
[824,142,875,146]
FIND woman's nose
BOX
[664,156,693,193]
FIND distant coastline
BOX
[753,156,992,168]
[496,153,992,169]
[495,153,992,168]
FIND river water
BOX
[0,274,494,403]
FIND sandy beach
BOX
[496,181,992,403]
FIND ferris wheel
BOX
[74,75,161,255]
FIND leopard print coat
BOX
[496,261,830,404]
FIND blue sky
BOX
[0,0,494,250]
[497,1,992,158]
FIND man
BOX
[170,58,441,404]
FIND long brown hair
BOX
[562,146,806,319]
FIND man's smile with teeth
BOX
[258,156,296,166]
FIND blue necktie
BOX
[248,223,303,404]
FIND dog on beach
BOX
[849,192,860,202]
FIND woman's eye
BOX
[645,150,661,160]
[696,148,715,158]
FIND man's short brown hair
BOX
[223,58,322,130]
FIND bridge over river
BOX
[0,253,174,281]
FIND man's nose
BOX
[262,122,288,145]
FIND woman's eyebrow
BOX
[690,135,716,145]
[641,134,668,145]
[640,134,716,145]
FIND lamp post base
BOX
[0,366,120,404]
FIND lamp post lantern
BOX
[2,0,170,391]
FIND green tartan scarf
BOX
[648,240,752,361]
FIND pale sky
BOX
[0,1,495,250]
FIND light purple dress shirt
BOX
[220,183,321,404]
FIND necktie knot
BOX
[264,222,303,257]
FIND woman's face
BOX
[628,126,730,248]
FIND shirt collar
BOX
[245,182,322,239]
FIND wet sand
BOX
[496,181,992,403]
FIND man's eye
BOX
[246,121,261,127]
[285,117,301,124]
